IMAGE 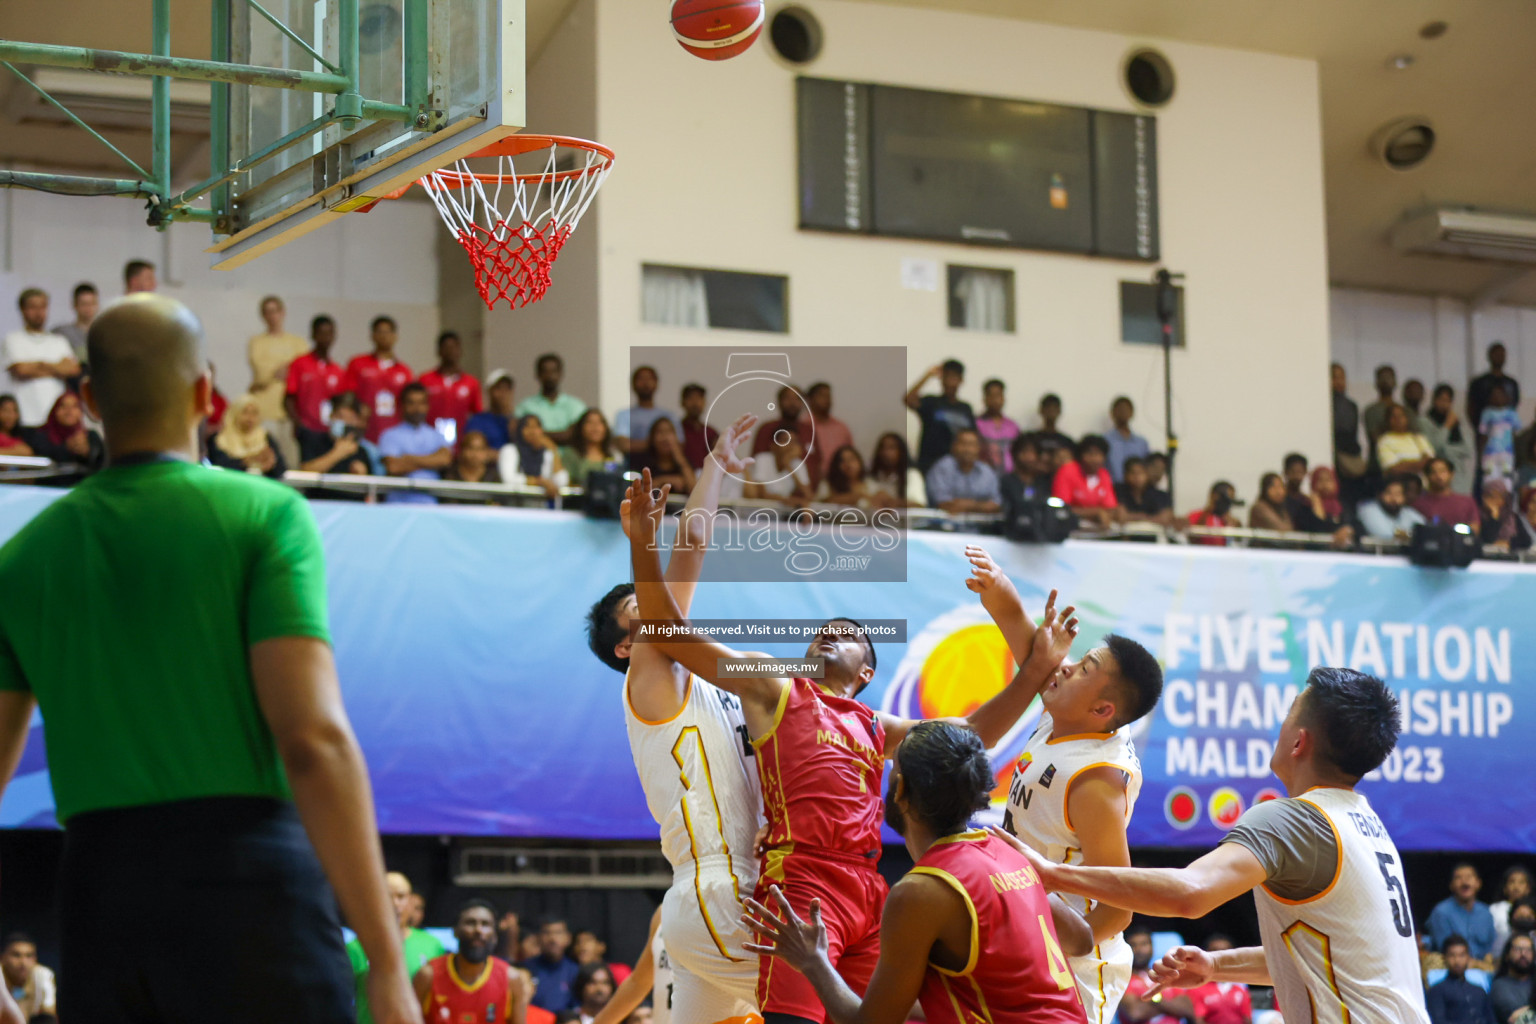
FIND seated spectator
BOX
[208,395,286,479]
[379,382,452,504]
[802,382,855,489]
[571,962,615,1024]
[1428,936,1497,1024]
[631,417,695,496]
[519,930,543,964]
[1051,434,1119,528]
[1493,933,1534,1024]
[25,391,103,485]
[1519,433,1536,493]
[1282,452,1309,499]
[974,378,1019,472]
[0,395,33,456]
[820,444,876,507]
[1430,864,1499,961]
[1120,923,1194,1024]
[1048,444,1074,476]
[745,431,813,505]
[614,365,679,456]
[467,369,516,449]
[1146,451,1170,491]
[1186,934,1252,1024]
[1478,479,1520,551]
[420,330,483,443]
[1519,489,1536,551]
[0,932,55,1019]
[753,384,810,455]
[522,918,580,1014]
[1378,403,1436,477]
[500,414,570,499]
[1115,456,1173,527]
[868,431,925,508]
[440,430,503,502]
[561,408,624,487]
[1415,458,1480,528]
[905,360,976,473]
[1248,472,1295,532]
[926,428,1001,514]
[516,353,586,446]
[572,930,631,986]
[1187,481,1239,546]
[1000,434,1053,514]
[300,392,382,477]
[1480,382,1522,489]
[3,288,79,427]
[1357,477,1426,541]
[1288,466,1355,548]
[1106,396,1150,482]
[1494,867,1534,958]
[678,383,718,470]
[1027,392,1074,466]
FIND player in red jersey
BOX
[742,720,1092,1024]
[346,315,413,442]
[626,470,1079,1024]
[419,331,482,442]
[415,900,525,1024]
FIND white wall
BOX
[0,189,441,397]
[585,0,1332,510]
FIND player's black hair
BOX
[1283,452,1308,473]
[1443,934,1470,955]
[1297,667,1401,779]
[941,359,965,377]
[894,721,992,837]
[310,314,335,334]
[1104,634,1164,729]
[585,583,635,674]
[1076,434,1109,459]
[458,898,497,919]
[370,314,397,332]
[0,932,33,952]
[828,616,876,674]
[680,382,706,400]
[399,381,429,402]
[437,330,460,350]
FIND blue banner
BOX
[0,486,1529,851]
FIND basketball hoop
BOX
[394,135,614,311]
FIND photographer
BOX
[1186,480,1240,547]
[300,391,382,477]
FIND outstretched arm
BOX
[963,545,1037,664]
[1146,944,1273,992]
[665,414,756,615]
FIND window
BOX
[948,265,1015,332]
[641,264,789,333]
[1120,280,1185,347]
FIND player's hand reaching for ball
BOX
[986,826,1063,889]
[711,413,759,476]
[963,544,1010,595]
[1031,589,1079,666]
[742,885,828,975]
[1144,945,1217,996]
[624,469,672,541]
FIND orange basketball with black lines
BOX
[670,0,765,61]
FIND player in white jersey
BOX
[586,415,763,1024]
[594,906,675,1024]
[995,667,1430,1024]
[967,547,1164,1024]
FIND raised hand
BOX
[1031,589,1079,667]
[741,885,828,975]
[963,544,1008,595]
[1145,945,1216,996]
[624,469,671,542]
[711,413,759,476]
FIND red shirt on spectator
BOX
[285,352,348,433]
[208,387,229,428]
[1052,461,1118,508]
[346,354,413,442]
[1124,973,1186,1024]
[419,368,483,439]
[681,417,718,469]
[1187,509,1235,546]
[1188,982,1252,1024]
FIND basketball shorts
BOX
[662,856,761,1023]
[1070,932,1134,1024]
[755,848,888,1022]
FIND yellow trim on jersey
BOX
[937,974,968,1023]
[672,726,749,963]
[1260,798,1345,907]
[930,829,989,847]
[1046,731,1114,745]
[1280,920,1352,1023]
[1093,944,1107,1024]
[966,975,997,1023]
[909,866,980,977]
[625,670,693,727]
[1060,762,1133,834]
[750,678,794,749]
[447,954,495,994]
[763,844,793,883]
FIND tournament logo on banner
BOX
[1207,787,1245,830]
[1164,787,1200,830]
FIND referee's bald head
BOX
[84,293,207,430]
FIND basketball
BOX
[670,0,765,61]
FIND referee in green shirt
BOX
[0,295,421,1024]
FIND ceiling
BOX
[2,0,1533,305]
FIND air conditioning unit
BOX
[1391,208,1536,264]
[6,67,209,133]
[453,846,673,888]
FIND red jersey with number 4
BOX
[754,677,885,859]
[420,369,483,438]
[912,832,1086,1024]
[422,954,513,1024]
[346,354,413,441]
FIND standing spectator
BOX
[209,395,286,479]
[561,409,623,487]
[51,282,98,393]
[1357,477,1426,541]
[1479,382,1522,489]
[1427,936,1497,1024]
[1469,342,1520,430]
[1494,867,1534,959]
[515,354,586,445]
[1430,864,1500,960]
[925,427,1000,513]
[413,901,523,1024]
[867,431,924,508]
[572,963,616,1024]
[1427,384,1476,492]
[1106,395,1150,482]
[379,382,451,504]
[631,418,693,496]
[1249,473,1295,532]
[1403,378,1436,436]
[1120,924,1194,1024]
[300,393,382,478]
[467,370,516,450]
[1116,456,1173,526]
[904,360,976,473]
[1289,466,1354,546]
[973,378,1019,472]
[1492,933,1534,1024]
[752,384,808,454]
[1187,481,1239,547]
[499,414,569,499]
[349,870,445,1024]
[1332,362,1365,478]
[0,932,55,1019]
[285,315,349,458]
[1027,392,1074,465]
[801,381,854,487]
[346,315,413,443]
[1415,458,1480,528]
[819,445,875,507]
[1478,479,1520,551]
[123,259,156,293]
[1378,404,1437,477]
[25,392,104,484]
[247,296,308,425]
[1187,935,1252,1024]
[678,383,718,470]
[1051,434,1119,528]
[745,432,814,505]
[1362,364,1398,450]
[0,395,32,457]
[419,331,483,443]
[613,365,679,456]
[3,289,79,426]
[522,918,581,1014]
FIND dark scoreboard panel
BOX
[797,77,1159,261]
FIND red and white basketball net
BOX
[419,137,614,311]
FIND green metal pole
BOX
[0,40,350,93]
[0,170,157,197]
[335,0,362,129]
[209,0,232,233]
[152,0,171,210]
[403,0,428,122]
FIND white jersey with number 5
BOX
[1253,787,1429,1024]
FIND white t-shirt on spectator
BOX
[1,329,73,425]
[751,451,809,498]
[498,445,571,488]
